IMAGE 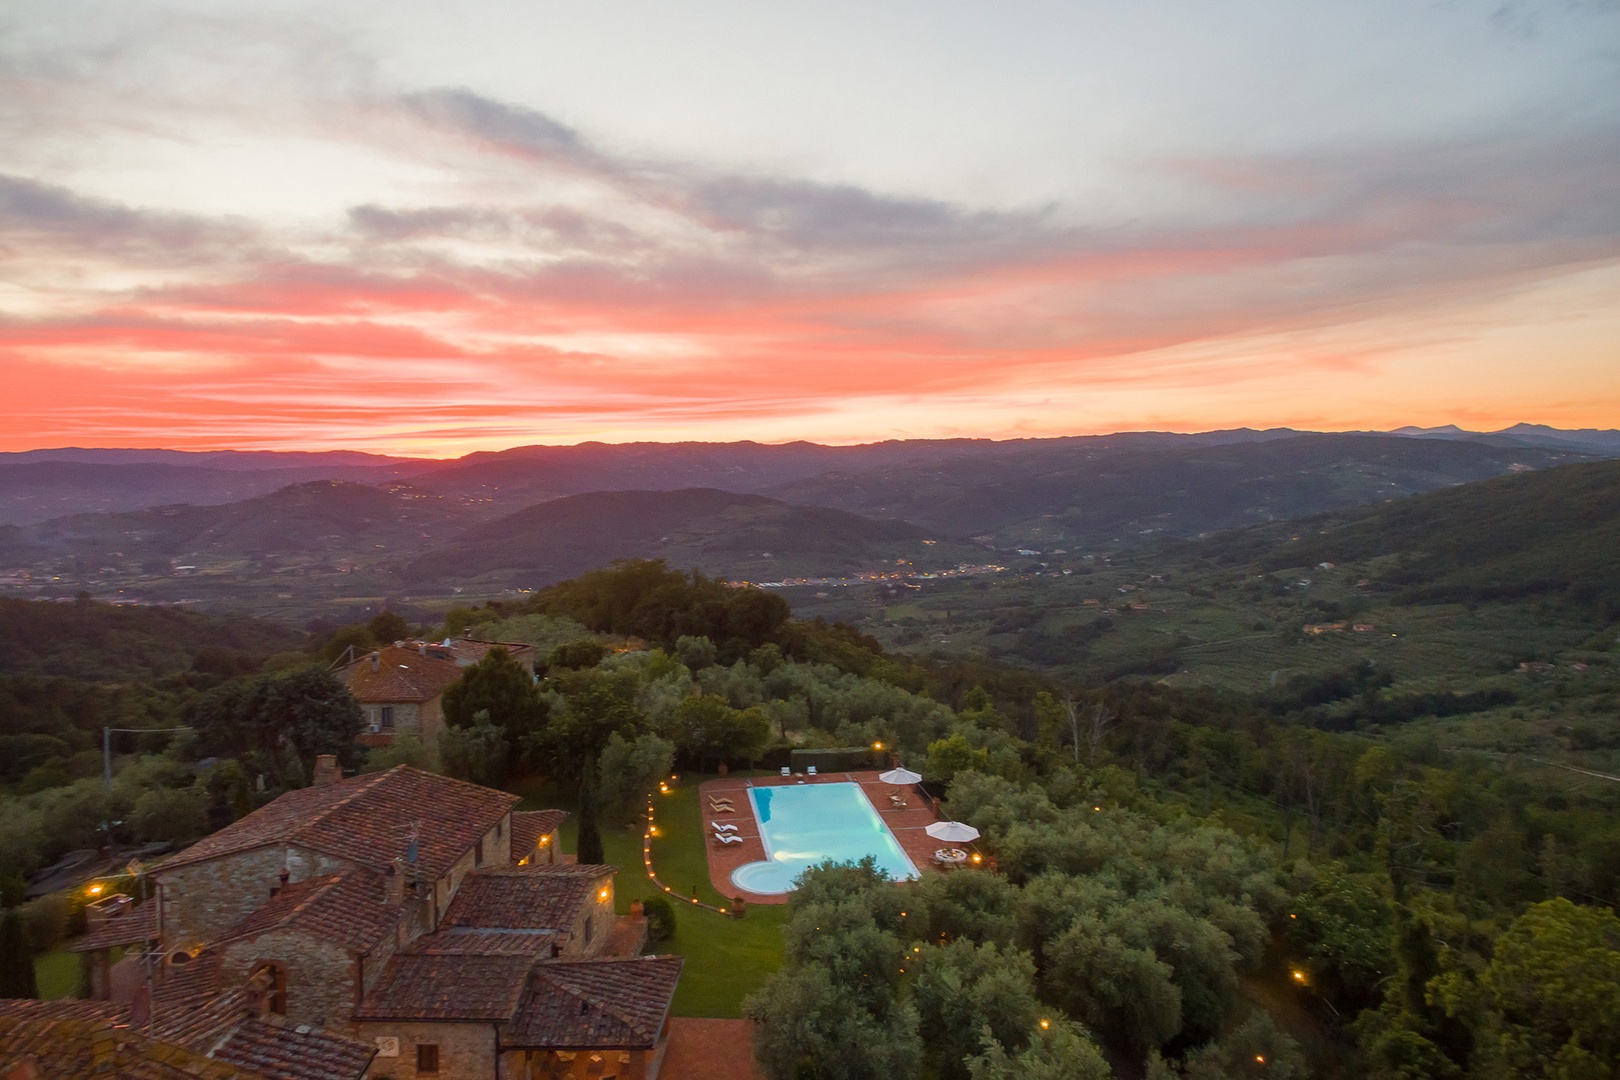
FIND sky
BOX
[1,0,1618,455]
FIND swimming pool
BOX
[729,781,920,895]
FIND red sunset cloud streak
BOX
[4,87,1619,451]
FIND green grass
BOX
[512,771,788,1017]
[34,950,82,999]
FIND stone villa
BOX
[46,764,679,1080]
[336,639,538,749]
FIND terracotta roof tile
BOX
[406,927,561,956]
[150,972,373,1080]
[153,952,225,1019]
[68,904,159,952]
[214,870,400,955]
[207,1017,374,1080]
[442,864,612,934]
[357,953,536,1021]
[501,956,683,1051]
[156,767,518,881]
[149,978,257,1051]
[0,1000,128,1024]
[0,1015,260,1080]
[510,810,568,860]
[335,646,464,704]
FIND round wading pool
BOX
[729,859,799,895]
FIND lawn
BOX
[512,772,788,1018]
[33,950,82,999]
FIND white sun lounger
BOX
[712,823,739,832]
[714,832,745,845]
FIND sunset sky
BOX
[2,0,1618,454]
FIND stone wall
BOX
[155,845,351,949]
[570,878,617,958]
[220,927,355,1028]
[429,817,507,928]
[363,702,422,738]
[485,816,512,868]
[356,1020,497,1080]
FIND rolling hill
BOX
[765,433,1595,547]
[405,488,985,587]
[796,458,1620,713]
[0,480,468,567]
[0,460,421,525]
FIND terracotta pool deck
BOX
[698,770,951,905]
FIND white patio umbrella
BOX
[925,821,981,844]
[879,766,922,786]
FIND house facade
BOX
[334,639,538,747]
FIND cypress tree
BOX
[0,907,38,998]
[576,756,604,865]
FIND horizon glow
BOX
[2,1,1618,454]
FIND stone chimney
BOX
[245,967,276,1018]
[387,858,407,905]
[312,755,341,787]
[370,651,380,671]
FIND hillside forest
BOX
[0,545,1616,1078]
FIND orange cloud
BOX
[2,98,1618,452]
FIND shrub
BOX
[643,894,676,943]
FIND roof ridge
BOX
[287,769,396,842]
[285,870,352,918]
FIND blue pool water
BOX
[729,782,919,895]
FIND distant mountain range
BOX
[0,426,1614,619]
[1390,423,1620,452]
[2,426,1614,527]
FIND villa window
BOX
[416,1044,439,1073]
[380,706,395,730]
